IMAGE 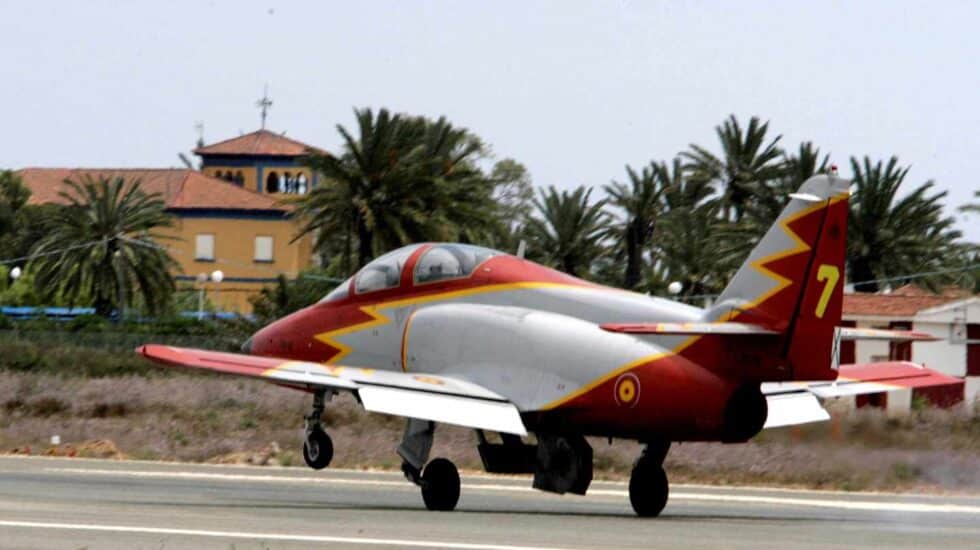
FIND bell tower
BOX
[194,90,320,195]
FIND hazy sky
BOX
[3,1,978,241]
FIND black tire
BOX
[303,427,333,470]
[629,459,668,517]
[421,458,460,511]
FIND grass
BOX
[1,369,978,493]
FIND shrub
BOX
[30,397,69,417]
[65,314,109,333]
[89,402,128,418]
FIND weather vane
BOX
[256,85,273,129]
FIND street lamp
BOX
[210,270,224,316]
[196,272,208,318]
[9,266,21,281]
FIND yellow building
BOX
[17,142,318,313]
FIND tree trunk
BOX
[356,217,373,269]
[850,258,879,293]
[623,224,642,289]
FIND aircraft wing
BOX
[599,322,778,336]
[137,345,527,436]
[761,361,963,429]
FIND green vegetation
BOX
[2,112,978,320]
[848,157,965,292]
[28,175,179,316]
[292,111,978,301]
[295,108,522,273]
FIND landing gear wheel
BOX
[629,458,668,517]
[420,458,460,511]
[303,427,333,470]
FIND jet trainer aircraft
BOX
[140,174,955,517]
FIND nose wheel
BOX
[303,425,333,469]
[303,389,333,470]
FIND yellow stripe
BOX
[538,335,701,410]
[544,193,850,410]
[717,194,848,322]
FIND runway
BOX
[1,456,978,549]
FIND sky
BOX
[2,1,978,241]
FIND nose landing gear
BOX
[303,390,333,470]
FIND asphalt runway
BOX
[1,456,979,549]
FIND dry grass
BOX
[1,371,978,493]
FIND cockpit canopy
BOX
[320,243,500,303]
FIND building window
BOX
[234,171,245,186]
[266,171,279,193]
[254,236,274,263]
[195,234,215,261]
[296,173,308,195]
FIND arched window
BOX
[266,171,279,193]
[283,171,294,194]
[296,173,308,195]
[234,171,244,186]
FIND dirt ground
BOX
[2,371,978,493]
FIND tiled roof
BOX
[193,129,321,157]
[16,168,289,212]
[843,284,972,317]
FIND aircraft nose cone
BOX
[240,336,253,354]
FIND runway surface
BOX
[1,456,979,549]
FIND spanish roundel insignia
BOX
[614,373,640,408]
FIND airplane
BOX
[139,174,957,517]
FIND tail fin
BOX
[706,175,851,381]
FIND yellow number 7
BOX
[814,264,840,318]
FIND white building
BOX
[842,285,978,409]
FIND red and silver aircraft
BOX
[140,174,955,516]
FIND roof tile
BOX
[16,168,290,212]
[193,129,322,157]
[843,285,972,317]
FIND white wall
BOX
[852,319,891,364]
[911,321,966,377]
[966,377,980,405]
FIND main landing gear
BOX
[629,440,670,517]
[399,418,460,511]
[303,390,333,470]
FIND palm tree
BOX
[649,199,726,300]
[718,142,833,268]
[296,108,498,273]
[523,186,609,278]
[604,164,668,289]
[961,190,980,214]
[683,115,786,221]
[28,175,178,316]
[848,156,962,292]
